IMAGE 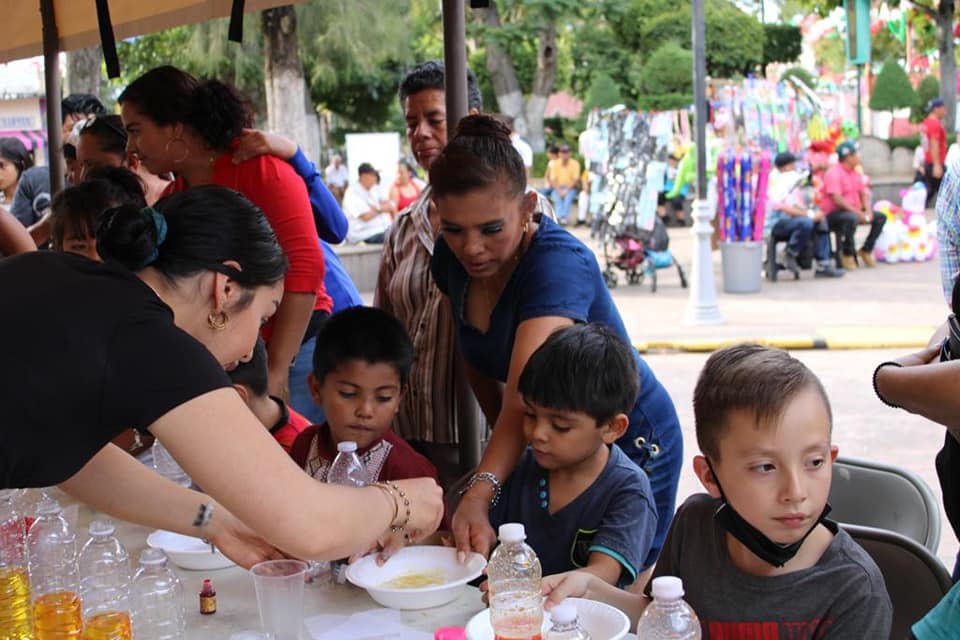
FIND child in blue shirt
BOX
[488,323,657,587]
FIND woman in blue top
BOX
[434,115,682,572]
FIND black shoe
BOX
[815,265,844,278]
[782,248,800,273]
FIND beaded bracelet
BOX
[372,482,411,541]
[872,361,903,409]
[193,501,215,528]
[458,471,503,507]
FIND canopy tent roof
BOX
[4,0,295,63]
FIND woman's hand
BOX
[207,504,287,569]
[232,128,298,164]
[894,343,942,368]
[542,571,596,609]
[451,492,497,562]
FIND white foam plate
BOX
[146,529,235,571]
[346,545,486,610]
[465,597,631,640]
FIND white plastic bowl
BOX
[345,545,486,610]
[465,597,631,640]
[146,529,235,571]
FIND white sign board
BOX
[345,133,401,192]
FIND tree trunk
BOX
[938,0,956,129]
[476,3,526,134]
[64,46,103,97]
[262,6,316,161]
[525,19,557,153]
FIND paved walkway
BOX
[572,224,948,351]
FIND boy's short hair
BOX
[50,166,146,248]
[227,337,268,398]
[312,307,415,385]
[517,323,639,426]
[398,60,483,112]
[693,344,832,461]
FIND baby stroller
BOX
[600,213,688,293]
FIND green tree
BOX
[869,60,918,111]
[798,0,957,132]
[583,73,625,111]
[472,0,581,151]
[762,24,802,69]
[613,0,764,77]
[912,74,941,122]
[637,41,693,110]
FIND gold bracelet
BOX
[370,482,400,526]
[372,481,411,541]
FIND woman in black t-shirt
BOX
[0,185,442,568]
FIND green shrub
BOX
[911,75,941,123]
[781,67,815,90]
[533,152,550,178]
[869,61,918,111]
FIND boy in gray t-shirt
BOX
[541,344,892,638]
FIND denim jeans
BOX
[551,188,578,222]
[771,216,831,262]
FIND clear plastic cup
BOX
[250,559,308,640]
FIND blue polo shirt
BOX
[490,446,657,583]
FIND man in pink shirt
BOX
[821,141,886,269]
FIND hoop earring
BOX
[522,220,530,235]
[165,138,190,165]
[207,311,228,331]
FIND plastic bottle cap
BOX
[139,547,168,566]
[550,600,577,624]
[337,441,358,453]
[434,628,466,640]
[35,495,61,516]
[88,519,115,537]
[651,576,684,600]
[498,523,526,543]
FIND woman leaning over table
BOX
[0,186,442,567]
[433,115,683,575]
[118,65,330,400]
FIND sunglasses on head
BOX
[78,114,128,142]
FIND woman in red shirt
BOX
[119,66,330,398]
[389,160,422,213]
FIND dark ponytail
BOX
[119,66,251,152]
[428,114,526,199]
[0,137,35,180]
[97,185,287,290]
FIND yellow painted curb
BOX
[635,326,936,353]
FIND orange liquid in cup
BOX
[494,635,542,640]
[33,590,83,638]
[0,566,32,639]
[82,611,132,640]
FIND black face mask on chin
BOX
[706,458,832,568]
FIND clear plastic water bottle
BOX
[28,494,82,639]
[0,489,32,639]
[487,523,543,640]
[78,519,132,638]
[151,440,192,488]
[130,548,185,640]
[545,600,591,639]
[327,441,368,486]
[636,576,701,640]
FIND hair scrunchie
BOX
[140,207,168,268]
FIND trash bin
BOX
[720,241,763,294]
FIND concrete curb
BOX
[636,326,937,354]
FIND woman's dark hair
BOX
[118,65,252,152]
[97,185,287,293]
[398,60,482,112]
[398,159,416,177]
[50,166,146,248]
[312,306,415,386]
[428,114,525,199]
[0,137,35,180]
[78,115,128,159]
